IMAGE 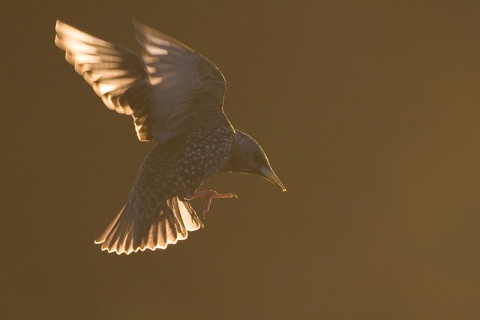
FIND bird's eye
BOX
[253,151,268,167]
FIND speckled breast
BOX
[133,125,235,202]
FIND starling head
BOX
[227,130,286,191]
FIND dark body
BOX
[137,126,234,202]
[95,125,235,253]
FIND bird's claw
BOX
[191,190,238,219]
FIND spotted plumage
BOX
[55,20,286,254]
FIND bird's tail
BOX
[94,197,203,255]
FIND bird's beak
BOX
[260,167,286,192]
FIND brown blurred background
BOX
[2,1,480,319]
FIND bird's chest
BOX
[167,126,234,196]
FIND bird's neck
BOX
[225,151,243,173]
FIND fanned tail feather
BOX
[94,197,203,255]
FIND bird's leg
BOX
[190,190,238,218]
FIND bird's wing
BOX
[55,20,227,144]
[134,21,228,144]
[55,20,154,141]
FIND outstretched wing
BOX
[55,20,154,141]
[55,20,228,144]
[134,21,228,143]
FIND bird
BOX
[54,20,286,255]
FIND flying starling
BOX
[55,20,286,254]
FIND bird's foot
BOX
[191,190,238,218]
